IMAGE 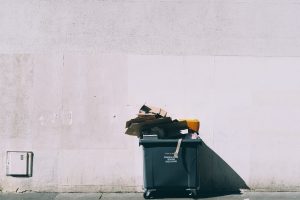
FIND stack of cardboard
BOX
[125,105,188,139]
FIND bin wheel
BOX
[143,190,154,199]
[188,189,198,199]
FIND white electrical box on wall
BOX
[6,151,33,177]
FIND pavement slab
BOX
[0,192,58,200]
[1,192,300,200]
[55,193,102,200]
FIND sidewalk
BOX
[1,192,300,200]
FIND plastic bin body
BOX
[139,139,201,193]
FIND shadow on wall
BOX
[198,141,250,196]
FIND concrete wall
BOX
[1,0,300,192]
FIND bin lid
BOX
[139,138,202,145]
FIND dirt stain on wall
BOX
[0,54,34,138]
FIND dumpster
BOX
[139,137,202,199]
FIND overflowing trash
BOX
[125,104,200,140]
[126,105,202,199]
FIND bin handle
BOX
[173,138,182,158]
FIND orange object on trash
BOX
[179,119,200,132]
